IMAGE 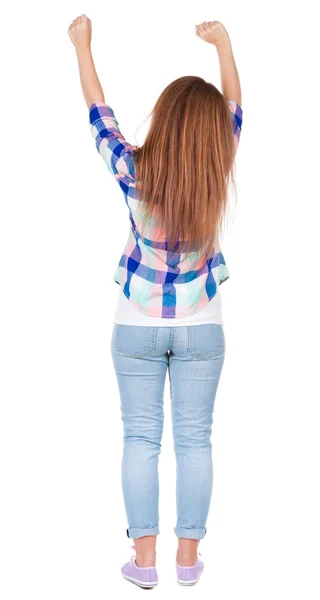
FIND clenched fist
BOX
[68,14,92,50]
[195,21,230,47]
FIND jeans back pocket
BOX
[115,325,158,358]
[187,324,225,360]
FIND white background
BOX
[1,0,319,598]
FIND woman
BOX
[68,15,242,588]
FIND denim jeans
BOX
[111,323,225,540]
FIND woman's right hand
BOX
[195,21,230,47]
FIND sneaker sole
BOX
[122,574,158,589]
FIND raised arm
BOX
[195,21,242,106]
[68,14,105,109]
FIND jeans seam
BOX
[169,326,174,349]
[187,326,193,354]
[189,349,225,360]
[150,327,158,351]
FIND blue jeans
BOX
[111,323,225,540]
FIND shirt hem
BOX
[113,277,229,319]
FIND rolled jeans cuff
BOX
[174,526,207,540]
[127,525,160,539]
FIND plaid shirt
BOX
[89,100,243,318]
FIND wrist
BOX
[214,38,232,51]
[75,44,92,58]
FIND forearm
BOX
[76,46,105,109]
[216,41,241,105]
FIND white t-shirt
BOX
[114,288,223,327]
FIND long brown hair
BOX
[133,76,236,258]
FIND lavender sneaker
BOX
[121,557,158,589]
[176,559,204,586]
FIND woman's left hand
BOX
[68,14,92,51]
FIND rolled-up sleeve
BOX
[89,103,138,186]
